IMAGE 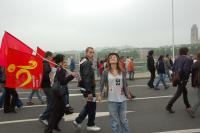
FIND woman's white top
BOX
[108,72,127,102]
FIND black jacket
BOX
[57,68,74,86]
[53,67,74,97]
[41,60,52,88]
[78,57,96,95]
[156,60,165,74]
[147,55,155,72]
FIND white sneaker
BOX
[39,119,48,126]
[73,120,82,128]
[86,125,101,132]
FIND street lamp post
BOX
[172,0,175,61]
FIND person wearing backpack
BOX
[166,47,193,113]
[187,52,200,118]
[98,53,131,133]
[154,55,169,90]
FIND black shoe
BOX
[166,107,175,113]
[68,106,74,111]
[54,126,61,132]
[4,109,17,113]
[44,128,52,133]
[65,107,73,115]
[148,84,154,89]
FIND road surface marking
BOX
[155,128,200,133]
[0,111,134,125]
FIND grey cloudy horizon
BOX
[0,0,200,52]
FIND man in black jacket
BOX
[39,51,53,125]
[73,47,101,132]
[147,50,155,88]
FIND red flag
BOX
[0,32,33,66]
[36,47,56,67]
[36,47,45,58]
[6,48,43,89]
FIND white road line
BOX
[0,95,173,110]
[0,111,134,125]
[19,93,82,100]
[16,83,173,94]
[155,128,200,133]
[99,95,173,103]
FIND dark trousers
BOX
[45,92,65,133]
[76,101,96,126]
[64,88,69,106]
[4,87,18,113]
[40,87,52,120]
[148,71,155,87]
[167,80,191,109]
[128,71,134,80]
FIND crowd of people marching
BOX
[0,46,200,133]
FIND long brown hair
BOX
[106,53,123,74]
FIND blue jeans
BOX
[28,90,43,102]
[0,88,5,107]
[63,95,69,106]
[155,73,167,88]
[16,98,23,108]
[108,101,129,133]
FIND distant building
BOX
[191,24,199,44]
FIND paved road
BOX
[0,79,200,133]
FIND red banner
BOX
[0,32,33,66]
[36,47,45,58]
[6,48,43,89]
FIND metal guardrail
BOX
[72,62,148,73]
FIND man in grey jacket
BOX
[73,47,101,132]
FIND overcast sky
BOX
[0,0,200,51]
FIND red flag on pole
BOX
[36,47,56,67]
[36,47,45,58]
[0,32,33,66]
[6,48,43,89]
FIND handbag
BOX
[172,72,180,87]
[52,70,67,97]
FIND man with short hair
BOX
[166,47,193,113]
[39,51,53,125]
[74,47,101,132]
[147,50,155,88]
